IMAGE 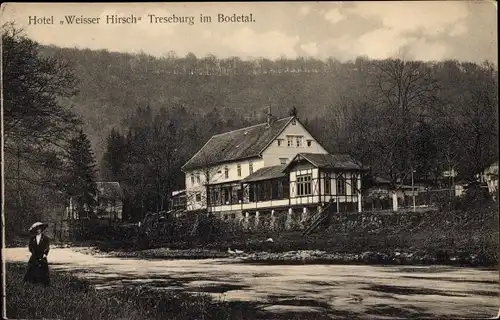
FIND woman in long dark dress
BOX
[24,222,51,286]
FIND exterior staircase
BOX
[302,199,336,237]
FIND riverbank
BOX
[87,246,497,267]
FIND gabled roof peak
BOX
[285,153,365,171]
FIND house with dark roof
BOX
[95,182,124,220]
[65,182,124,221]
[181,110,366,220]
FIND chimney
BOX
[266,106,274,127]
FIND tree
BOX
[150,108,181,212]
[341,58,442,211]
[102,128,126,180]
[64,130,98,219]
[3,23,79,152]
[2,23,80,238]
[455,61,498,179]
[106,106,188,220]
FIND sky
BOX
[1,1,498,63]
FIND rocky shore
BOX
[236,249,496,266]
[75,246,496,267]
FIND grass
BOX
[5,263,330,320]
[6,263,232,320]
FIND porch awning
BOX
[285,153,367,171]
[240,165,286,183]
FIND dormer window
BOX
[191,175,195,185]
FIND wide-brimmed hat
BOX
[28,222,48,232]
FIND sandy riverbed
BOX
[4,247,499,318]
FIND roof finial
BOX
[289,106,298,118]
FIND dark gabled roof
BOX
[96,182,124,199]
[182,116,294,171]
[286,153,365,171]
[240,165,287,183]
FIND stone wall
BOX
[217,206,498,243]
[219,207,318,232]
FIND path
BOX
[4,247,499,318]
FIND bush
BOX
[435,182,496,211]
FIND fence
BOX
[364,188,460,211]
[51,218,126,243]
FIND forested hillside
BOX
[39,46,399,162]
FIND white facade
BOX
[261,119,328,166]
[288,166,362,211]
[483,162,499,196]
[184,157,264,211]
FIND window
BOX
[277,139,284,147]
[287,135,304,147]
[222,186,231,204]
[297,174,312,196]
[191,175,195,185]
[296,136,303,147]
[280,158,288,165]
[195,193,202,202]
[249,184,255,202]
[258,182,268,201]
[351,175,358,194]
[283,178,290,198]
[224,166,229,179]
[213,189,221,205]
[307,140,312,147]
[237,164,241,177]
[324,174,330,194]
[196,173,201,184]
[337,176,346,195]
[272,180,281,199]
[249,161,254,174]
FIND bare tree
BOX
[340,58,443,211]
[185,150,224,215]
